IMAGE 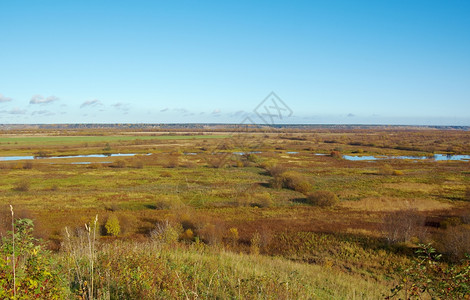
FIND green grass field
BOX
[0,134,228,146]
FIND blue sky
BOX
[1,0,469,125]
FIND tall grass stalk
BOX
[9,205,16,299]
[85,215,98,299]
[65,227,84,291]
[175,270,190,300]
[91,215,97,299]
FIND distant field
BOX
[0,134,228,145]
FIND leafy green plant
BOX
[105,214,121,237]
[0,216,65,299]
[387,244,470,299]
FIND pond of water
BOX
[0,153,141,162]
[2,152,468,163]
[342,154,470,161]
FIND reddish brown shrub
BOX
[382,209,426,244]
[270,171,312,194]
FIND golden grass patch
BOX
[383,182,438,193]
[341,196,452,212]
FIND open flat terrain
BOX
[1,126,469,298]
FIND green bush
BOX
[250,192,273,208]
[306,191,339,207]
[264,163,287,177]
[105,214,121,237]
[150,220,182,246]
[388,244,470,299]
[12,180,30,192]
[0,218,65,298]
[271,171,312,194]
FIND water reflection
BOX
[0,153,143,162]
[342,154,470,161]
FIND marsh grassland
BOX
[0,126,469,299]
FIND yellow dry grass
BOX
[341,196,452,212]
[383,182,438,193]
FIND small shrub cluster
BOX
[12,180,31,192]
[205,156,227,168]
[22,161,34,169]
[154,195,185,210]
[87,162,104,169]
[263,162,287,177]
[198,222,225,245]
[250,192,273,208]
[378,164,403,176]
[330,151,341,159]
[105,214,121,237]
[150,220,182,247]
[226,227,239,247]
[237,192,273,208]
[110,159,127,168]
[437,224,470,260]
[270,171,312,194]
[382,209,426,244]
[306,190,339,207]
[164,152,180,168]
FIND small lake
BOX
[0,153,141,162]
[2,152,469,163]
[342,154,470,162]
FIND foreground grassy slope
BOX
[90,242,389,299]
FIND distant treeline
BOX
[0,123,468,131]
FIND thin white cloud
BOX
[174,108,188,113]
[112,102,130,111]
[80,99,102,108]
[30,95,59,104]
[0,108,27,115]
[211,109,221,115]
[347,113,355,117]
[160,108,169,112]
[32,110,55,116]
[0,93,12,103]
